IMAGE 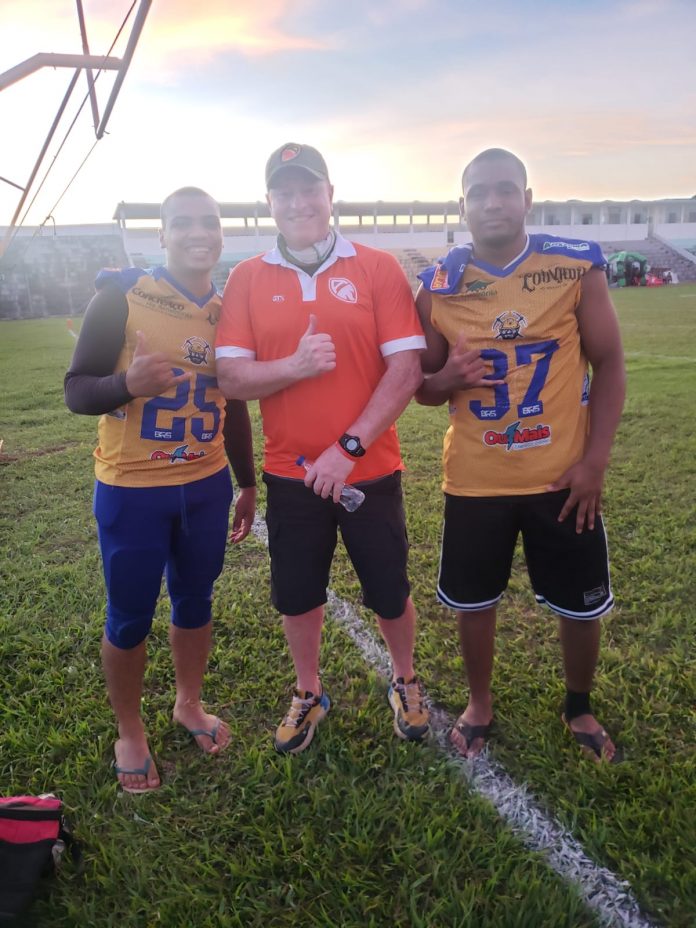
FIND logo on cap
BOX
[281,145,301,163]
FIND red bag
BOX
[0,796,79,924]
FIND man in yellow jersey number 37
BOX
[216,144,430,754]
[417,149,625,763]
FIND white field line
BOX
[251,516,657,928]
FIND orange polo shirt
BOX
[216,236,425,480]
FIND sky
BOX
[1,0,695,228]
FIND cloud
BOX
[2,0,695,221]
[616,0,673,16]
[0,1,330,85]
[141,0,329,68]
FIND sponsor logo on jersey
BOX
[182,336,211,365]
[206,306,220,327]
[522,265,586,292]
[542,240,590,252]
[329,277,358,303]
[132,287,189,316]
[464,278,493,294]
[272,294,285,302]
[431,265,449,289]
[583,583,607,606]
[456,278,497,299]
[150,444,206,463]
[483,421,551,451]
[492,310,527,340]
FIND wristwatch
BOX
[338,432,366,458]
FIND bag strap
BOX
[58,818,84,875]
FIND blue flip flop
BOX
[113,754,158,794]
[186,718,225,751]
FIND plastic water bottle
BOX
[296,456,366,512]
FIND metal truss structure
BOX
[0,0,152,256]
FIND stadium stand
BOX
[2,197,695,318]
[393,248,447,290]
[601,237,696,282]
[0,229,128,319]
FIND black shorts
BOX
[438,490,613,620]
[263,471,410,619]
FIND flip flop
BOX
[450,716,493,756]
[561,713,621,764]
[113,755,159,794]
[185,718,226,752]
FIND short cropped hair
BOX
[462,149,528,191]
[160,186,218,225]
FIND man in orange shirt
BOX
[216,143,430,754]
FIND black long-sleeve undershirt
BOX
[64,284,256,488]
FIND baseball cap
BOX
[265,143,330,188]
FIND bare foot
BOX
[114,737,160,793]
[449,707,493,759]
[562,712,617,763]
[173,701,230,755]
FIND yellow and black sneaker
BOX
[388,677,430,741]
[274,688,331,754]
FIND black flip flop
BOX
[562,713,622,764]
[450,717,493,755]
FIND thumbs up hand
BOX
[291,314,336,379]
[125,330,191,397]
[443,332,504,390]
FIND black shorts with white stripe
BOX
[438,489,613,620]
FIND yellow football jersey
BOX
[94,267,227,487]
[422,234,606,496]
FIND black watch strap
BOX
[338,432,366,458]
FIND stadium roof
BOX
[113,200,461,222]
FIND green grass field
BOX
[1,285,694,927]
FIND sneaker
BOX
[274,688,330,755]
[388,676,430,741]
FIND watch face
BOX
[340,433,364,456]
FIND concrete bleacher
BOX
[394,247,445,291]
[3,218,695,320]
[0,231,128,319]
[601,237,696,282]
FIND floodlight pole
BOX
[0,176,24,192]
[3,70,82,251]
[96,0,152,139]
[0,0,152,256]
[75,0,100,134]
[0,54,122,92]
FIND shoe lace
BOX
[283,691,316,728]
[395,677,423,713]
